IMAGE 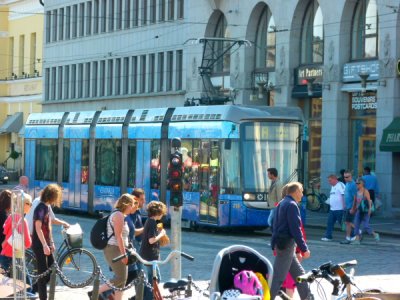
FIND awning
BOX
[0,112,23,134]
[341,83,378,92]
[380,117,400,152]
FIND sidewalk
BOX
[305,209,400,238]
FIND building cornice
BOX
[2,0,43,20]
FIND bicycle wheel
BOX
[319,193,330,213]
[306,193,321,211]
[25,249,38,283]
[58,248,97,288]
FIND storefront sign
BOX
[343,60,379,82]
[351,92,377,110]
[297,65,323,85]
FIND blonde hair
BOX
[23,193,32,206]
[115,193,134,211]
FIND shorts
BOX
[344,209,355,223]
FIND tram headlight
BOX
[243,193,256,201]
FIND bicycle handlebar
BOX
[112,249,194,265]
[297,260,357,283]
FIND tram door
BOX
[135,141,152,201]
[68,140,82,208]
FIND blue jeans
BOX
[325,210,344,239]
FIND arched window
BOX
[301,0,323,64]
[255,6,276,70]
[213,13,229,73]
[351,0,378,59]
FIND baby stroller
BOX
[209,245,273,300]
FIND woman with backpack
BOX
[351,178,380,245]
[89,193,138,300]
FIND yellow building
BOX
[0,0,43,176]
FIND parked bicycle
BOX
[296,260,399,300]
[306,177,329,212]
[25,225,97,288]
[112,249,195,300]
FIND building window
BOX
[66,6,71,40]
[52,10,57,42]
[124,0,130,28]
[51,67,56,100]
[123,57,129,94]
[19,35,25,76]
[148,54,155,92]
[176,50,183,90]
[101,0,107,33]
[131,56,137,93]
[57,66,63,100]
[150,0,156,23]
[107,59,114,95]
[166,51,173,91]
[92,61,98,97]
[64,65,70,99]
[72,5,78,38]
[157,52,164,91]
[93,0,99,34]
[71,64,76,98]
[79,3,85,36]
[100,60,105,96]
[167,0,174,20]
[46,11,51,43]
[108,0,115,31]
[177,0,183,19]
[159,0,165,21]
[141,0,147,25]
[59,8,64,40]
[8,37,14,77]
[115,58,121,95]
[351,0,378,59]
[140,55,146,93]
[132,0,139,26]
[85,62,91,97]
[78,63,84,98]
[45,68,50,100]
[116,0,122,30]
[213,13,229,73]
[86,2,92,35]
[255,6,275,70]
[30,33,36,75]
[301,0,323,64]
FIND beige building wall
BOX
[0,0,43,175]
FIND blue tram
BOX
[24,105,302,229]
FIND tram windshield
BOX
[241,122,300,192]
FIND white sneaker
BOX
[350,236,356,241]
[321,237,332,242]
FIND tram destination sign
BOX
[351,92,377,110]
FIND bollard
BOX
[186,274,193,298]
[48,265,57,300]
[91,267,101,300]
[135,269,146,300]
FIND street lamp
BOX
[254,72,268,99]
[358,71,370,94]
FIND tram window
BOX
[221,140,240,194]
[95,139,122,186]
[81,139,89,184]
[35,139,58,181]
[63,140,70,182]
[150,140,161,189]
[181,140,194,192]
[241,122,299,191]
[128,140,136,187]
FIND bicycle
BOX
[295,260,398,300]
[25,225,97,288]
[306,177,329,212]
[112,249,195,300]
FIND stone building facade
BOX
[42,0,400,215]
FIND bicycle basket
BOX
[65,224,83,248]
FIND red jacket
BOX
[1,214,32,257]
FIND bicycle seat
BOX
[163,278,189,291]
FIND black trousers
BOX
[32,247,54,300]
[368,189,375,203]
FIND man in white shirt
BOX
[25,197,70,235]
[321,174,345,241]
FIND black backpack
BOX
[90,212,115,250]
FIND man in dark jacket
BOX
[270,182,311,300]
